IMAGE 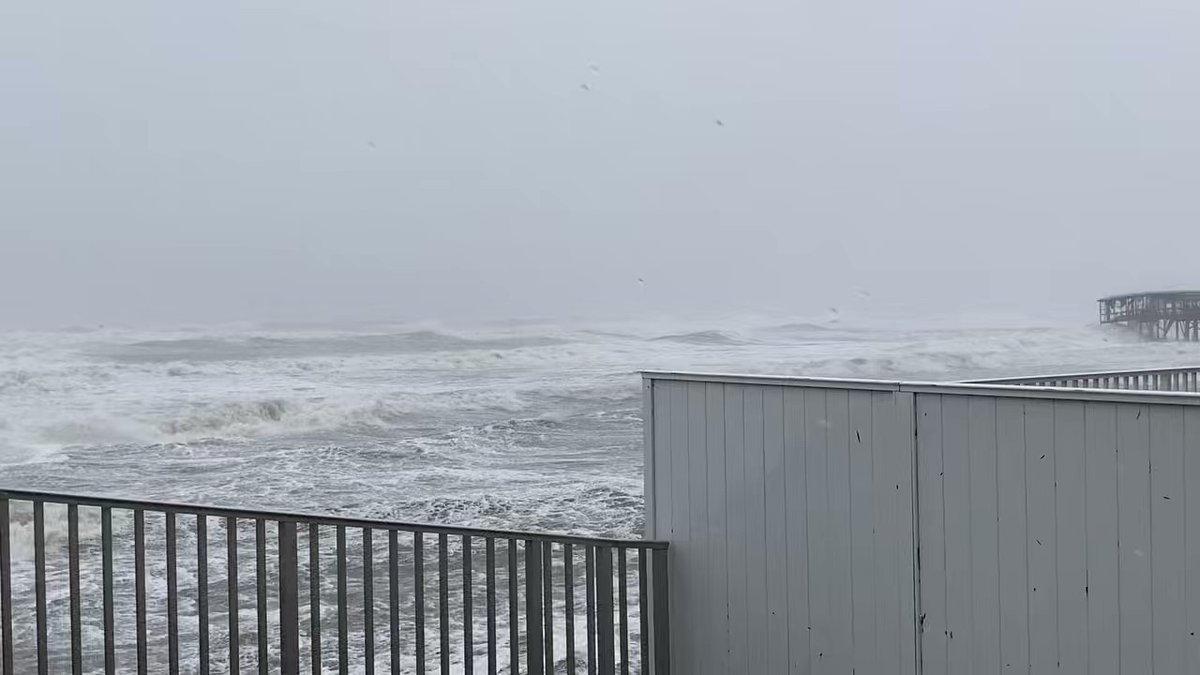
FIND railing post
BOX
[279,521,300,675]
[651,548,670,675]
[0,498,12,675]
[35,502,49,675]
[525,540,545,675]
[596,546,615,675]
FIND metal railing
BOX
[969,366,1200,392]
[0,489,669,675]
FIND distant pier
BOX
[1099,290,1200,340]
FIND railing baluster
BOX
[102,506,116,675]
[166,512,178,675]
[256,519,268,675]
[586,547,596,675]
[487,537,497,675]
[34,502,48,675]
[362,528,374,675]
[279,522,300,675]
[651,549,670,675]
[415,533,426,673]
[543,541,553,674]
[228,517,239,675]
[526,540,544,675]
[596,546,614,675]
[463,535,473,674]
[507,540,518,675]
[134,510,147,675]
[337,526,348,675]
[389,530,399,675]
[618,548,629,675]
[565,543,575,675]
[198,514,209,675]
[439,533,449,675]
[0,499,11,675]
[638,549,649,675]
[310,524,322,675]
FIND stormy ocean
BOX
[1,310,1195,672]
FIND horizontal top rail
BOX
[0,487,667,550]
[643,370,902,391]
[643,370,1200,405]
[969,365,1200,385]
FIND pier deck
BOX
[1099,290,1200,340]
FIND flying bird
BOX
[715,119,724,127]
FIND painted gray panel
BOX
[1024,399,1058,675]
[1150,405,1186,674]
[667,381,696,667]
[723,385,749,673]
[667,380,692,672]
[647,377,915,675]
[916,394,948,675]
[803,388,832,673]
[1055,401,1088,674]
[874,390,905,672]
[824,389,853,673]
[1084,403,1119,675]
[1117,403,1152,674]
[1185,408,1200,674]
[704,383,728,675]
[742,387,768,675]
[940,395,972,670]
[651,382,671,539]
[686,382,710,674]
[849,390,877,675]
[995,398,1029,673]
[897,392,918,675]
[687,385,709,533]
[968,397,1001,675]
[762,387,789,674]
[644,379,656,539]
[783,387,810,675]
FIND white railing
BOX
[969,366,1200,392]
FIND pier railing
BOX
[0,489,669,675]
[969,366,1200,392]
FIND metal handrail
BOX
[0,489,670,675]
[0,489,667,551]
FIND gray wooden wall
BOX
[916,393,1200,675]
[644,376,918,675]
[646,373,1200,675]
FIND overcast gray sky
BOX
[3,0,1199,328]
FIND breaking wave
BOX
[159,399,290,434]
[650,330,751,346]
[100,330,567,363]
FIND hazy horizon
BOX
[4,0,1200,329]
